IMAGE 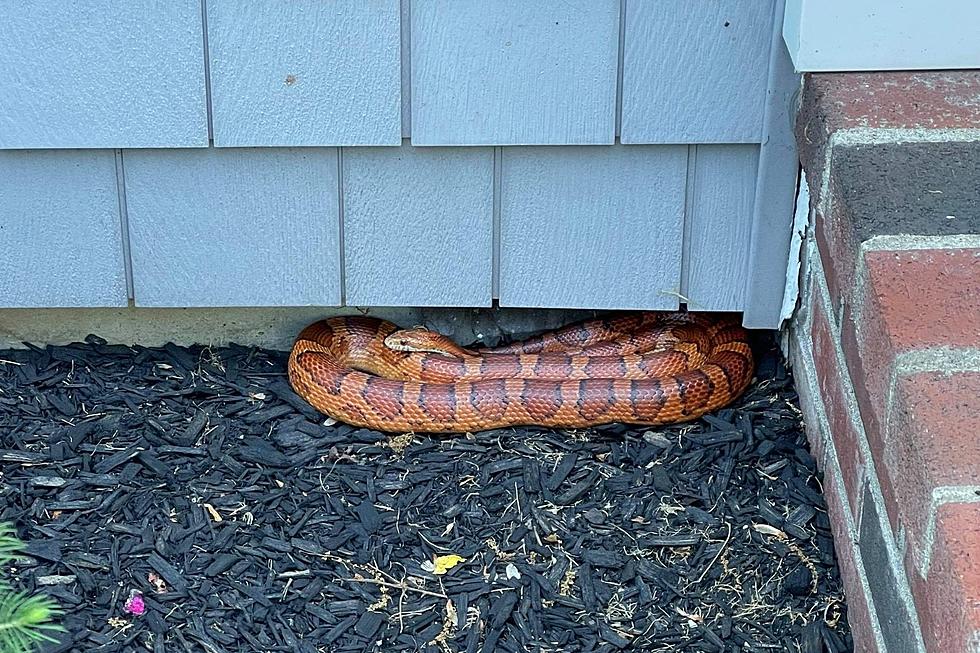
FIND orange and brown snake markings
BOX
[287,312,754,433]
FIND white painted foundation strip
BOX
[780,168,809,325]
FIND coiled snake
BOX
[288,312,754,433]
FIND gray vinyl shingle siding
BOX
[0,0,798,328]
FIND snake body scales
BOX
[288,312,754,433]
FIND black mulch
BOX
[0,334,851,653]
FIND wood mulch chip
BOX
[0,335,851,652]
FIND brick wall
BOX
[789,72,980,652]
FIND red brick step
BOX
[889,371,980,576]
[792,70,980,653]
[913,501,980,653]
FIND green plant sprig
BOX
[0,524,64,653]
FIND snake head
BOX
[384,328,470,358]
[384,330,420,352]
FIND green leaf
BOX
[0,591,65,652]
[0,524,24,568]
[0,524,64,653]
[0,589,64,653]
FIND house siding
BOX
[0,0,799,328]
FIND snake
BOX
[287,312,754,433]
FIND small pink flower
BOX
[123,590,145,616]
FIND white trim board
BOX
[783,0,980,72]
